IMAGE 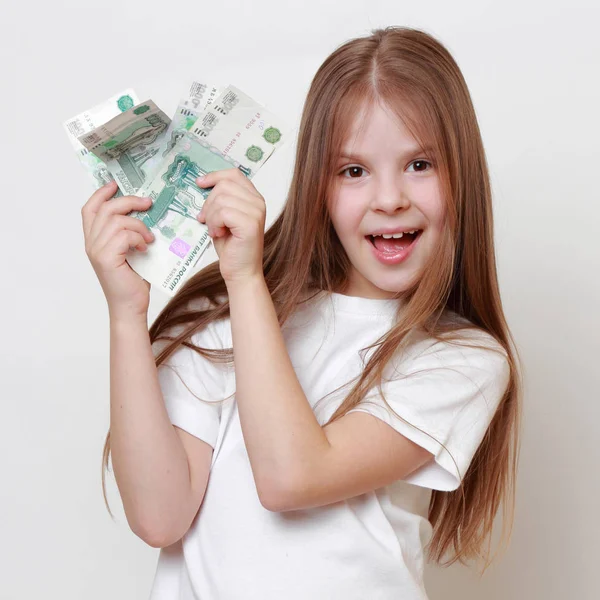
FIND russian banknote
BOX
[77,100,171,195]
[189,84,291,177]
[123,86,292,295]
[125,131,252,295]
[180,81,221,112]
[138,82,222,186]
[66,83,292,296]
[63,89,140,196]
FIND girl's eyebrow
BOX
[339,146,434,162]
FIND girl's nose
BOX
[370,181,411,214]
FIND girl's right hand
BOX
[81,181,156,320]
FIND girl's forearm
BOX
[226,276,331,507]
[108,315,194,545]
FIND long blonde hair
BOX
[101,26,523,574]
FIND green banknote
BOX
[77,100,171,195]
[125,131,251,295]
[138,82,222,186]
[189,84,291,177]
[65,83,291,296]
[63,89,140,197]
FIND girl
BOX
[83,26,522,599]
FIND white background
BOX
[1,0,598,598]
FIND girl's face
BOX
[328,99,446,299]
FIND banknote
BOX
[65,84,291,297]
[63,89,140,196]
[138,82,222,184]
[189,84,291,177]
[180,80,221,112]
[77,100,171,196]
[125,131,251,295]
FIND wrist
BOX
[109,309,148,329]
[225,274,267,296]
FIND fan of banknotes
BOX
[63,82,292,297]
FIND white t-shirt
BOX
[148,290,510,600]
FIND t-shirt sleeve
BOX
[151,316,228,450]
[347,331,511,491]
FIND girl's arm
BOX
[109,315,206,546]
[80,182,207,545]
[226,276,331,509]
[228,276,435,512]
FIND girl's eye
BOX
[340,166,365,178]
[407,160,432,173]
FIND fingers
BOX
[206,205,260,238]
[199,196,265,239]
[94,230,149,271]
[91,214,155,258]
[198,193,264,233]
[81,181,119,239]
[87,194,153,248]
[196,169,265,234]
[196,167,261,198]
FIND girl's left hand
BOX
[196,168,266,287]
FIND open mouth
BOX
[365,230,423,249]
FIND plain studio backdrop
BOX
[0,0,598,598]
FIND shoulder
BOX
[403,313,510,390]
[423,309,506,355]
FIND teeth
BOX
[371,229,418,238]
